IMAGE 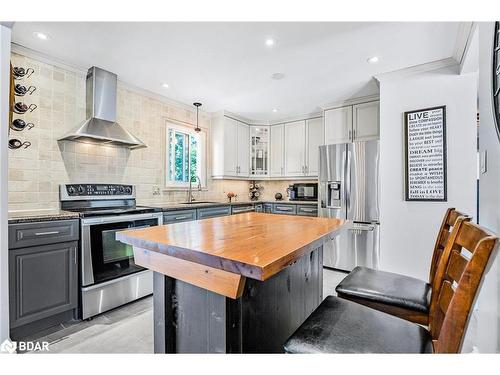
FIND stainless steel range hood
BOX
[59,67,146,149]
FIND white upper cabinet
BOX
[236,121,250,176]
[306,117,324,176]
[324,106,352,144]
[352,101,379,141]
[269,124,284,177]
[211,115,249,178]
[284,120,306,176]
[324,101,379,144]
[223,117,238,176]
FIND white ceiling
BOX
[12,22,461,122]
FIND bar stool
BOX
[283,217,497,353]
[335,208,466,325]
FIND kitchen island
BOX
[116,212,345,353]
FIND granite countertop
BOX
[8,209,80,224]
[8,200,319,224]
[149,200,318,211]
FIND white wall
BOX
[473,22,500,353]
[378,66,477,280]
[0,25,12,343]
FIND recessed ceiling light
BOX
[33,32,49,41]
[367,56,379,64]
[265,38,275,47]
[271,72,285,80]
[162,83,169,88]
[272,108,279,113]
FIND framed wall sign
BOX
[493,21,500,141]
[404,106,447,202]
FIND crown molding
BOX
[0,22,14,29]
[320,94,380,111]
[454,22,475,66]
[374,57,459,83]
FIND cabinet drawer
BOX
[231,204,255,215]
[9,220,79,249]
[197,206,231,220]
[297,205,318,217]
[163,209,197,224]
[272,204,297,215]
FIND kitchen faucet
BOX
[187,175,202,202]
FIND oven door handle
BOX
[81,213,162,226]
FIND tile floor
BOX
[27,268,348,354]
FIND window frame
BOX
[164,121,207,190]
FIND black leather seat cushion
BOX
[335,266,431,313]
[284,296,433,353]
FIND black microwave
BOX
[289,183,318,201]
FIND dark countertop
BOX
[8,200,319,223]
[150,200,318,211]
[8,209,80,224]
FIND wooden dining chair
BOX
[335,207,466,325]
[284,217,498,353]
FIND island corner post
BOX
[116,212,345,353]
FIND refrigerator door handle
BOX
[345,148,351,216]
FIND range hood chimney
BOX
[58,67,146,149]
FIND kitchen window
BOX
[165,122,206,189]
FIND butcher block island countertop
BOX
[116,212,346,353]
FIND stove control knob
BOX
[78,185,85,195]
[125,187,132,194]
[119,186,125,193]
[67,186,76,195]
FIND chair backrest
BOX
[429,208,468,283]
[429,217,498,353]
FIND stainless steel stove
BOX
[60,184,163,319]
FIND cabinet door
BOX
[223,117,238,176]
[284,120,306,176]
[306,117,324,176]
[353,101,379,141]
[237,121,250,176]
[9,242,78,328]
[270,124,284,177]
[324,106,352,144]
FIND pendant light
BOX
[193,102,202,132]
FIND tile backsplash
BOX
[8,52,315,211]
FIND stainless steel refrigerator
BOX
[319,141,380,272]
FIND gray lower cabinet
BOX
[254,204,263,212]
[231,204,255,214]
[197,206,231,220]
[164,209,197,224]
[263,203,273,213]
[296,205,319,217]
[9,241,79,330]
[272,203,297,215]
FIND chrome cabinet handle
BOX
[276,206,293,211]
[353,129,356,140]
[174,215,188,220]
[35,231,60,236]
[348,129,352,141]
[73,247,77,264]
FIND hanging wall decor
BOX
[404,106,447,202]
[492,21,500,141]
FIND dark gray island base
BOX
[153,246,323,353]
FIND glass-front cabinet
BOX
[250,126,269,176]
